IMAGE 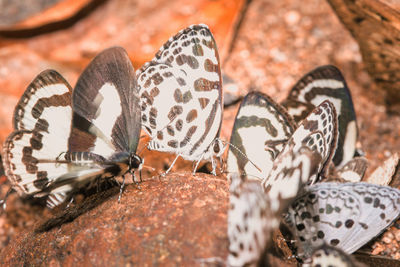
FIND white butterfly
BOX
[2,47,142,208]
[137,24,224,175]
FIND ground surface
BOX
[0,0,399,265]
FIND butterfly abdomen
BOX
[64,151,106,165]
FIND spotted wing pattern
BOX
[282,65,357,167]
[137,24,223,172]
[309,244,364,267]
[227,179,277,267]
[285,182,400,259]
[2,70,75,205]
[226,91,296,184]
[263,100,338,190]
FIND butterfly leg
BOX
[162,154,181,176]
[192,153,205,175]
[0,188,13,210]
[118,175,126,203]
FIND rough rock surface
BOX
[0,173,229,266]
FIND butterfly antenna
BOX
[220,139,262,173]
[220,170,263,181]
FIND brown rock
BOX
[0,173,229,266]
[326,0,400,114]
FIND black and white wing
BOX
[308,244,365,267]
[70,46,141,157]
[282,65,357,167]
[2,70,76,206]
[228,179,277,267]
[262,145,322,214]
[228,147,322,266]
[263,100,338,190]
[137,24,223,171]
[336,157,368,182]
[226,91,296,184]
[285,182,400,259]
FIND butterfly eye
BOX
[213,141,220,154]
[130,154,142,169]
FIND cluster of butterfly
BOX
[1,23,399,266]
[226,65,400,266]
[1,24,225,208]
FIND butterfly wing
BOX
[138,24,223,160]
[273,100,338,184]
[262,145,322,214]
[286,182,400,259]
[282,65,357,167]
[226,91,297,183]
[228,179,277,266]
[2,70,88,205]
[309,244,364,267]
[70,47,141,157]
[137,62,197,153]
[336,157,368,182]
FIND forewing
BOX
[226,91,296,183]
[285,182,400,259]
[138,24,223,158]
[228,179,277,267]
[282,65,357,167]
[13,69,72,136]
[262,145,322,214]
[279,100,338,182]
[70,47,140,157]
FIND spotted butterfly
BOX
[262,100,338,193]
[137,24,224,175]
[307,244,365,267]
[285,182,400,260]
[282,65,357,168]
[228,146,322,266]
[2,47,142,208]
[226,91,297,184]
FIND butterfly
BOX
[262,100,338,192]
[2,47,142,208]
[284,182,400,260]
[136,24,224,175]
[282,65,357,168]
[226,91,297,184]
[228,145,323,266]
[308,244,365,267]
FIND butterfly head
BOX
[129,153,143,172]
[211,138,226,158]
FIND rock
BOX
[0,173,229,266]
[326,0,400,114]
